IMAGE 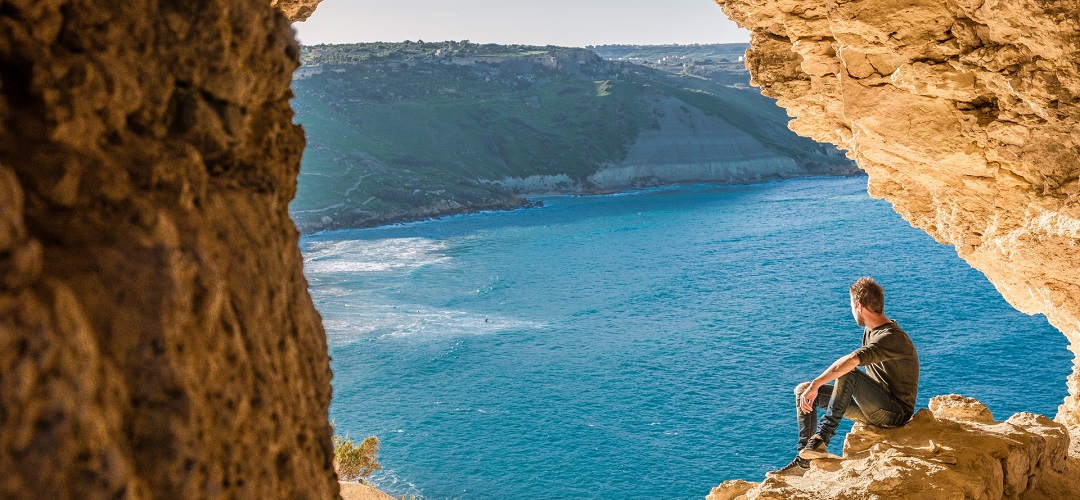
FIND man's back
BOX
[854,320,919,415]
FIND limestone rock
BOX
[0,0,335,498]
[713,0,1080,424]
[708,396,1074,499]
[928,394,995,423]
[271,0,321,22]
[586,91,840,189]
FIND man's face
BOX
[850,295,864,326]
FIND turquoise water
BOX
[300,176,1071,499]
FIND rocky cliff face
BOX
[712,0,1080,424]
[271,0,320,22]
[0,0,336,497]
[588,91,852,189]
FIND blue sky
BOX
[293,0,750,47]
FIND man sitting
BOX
[770,277,919,476]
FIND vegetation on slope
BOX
[333,434,382,482]
[290,42,852,232]
[589,43,752,87]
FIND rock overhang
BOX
[713,0,1080,426]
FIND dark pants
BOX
[796,369,910,453]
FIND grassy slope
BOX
[649,76,843,168]
[291,60,648,223]
[289,44,852,231]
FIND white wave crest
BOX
[302,237,451,275]
[323,306,544,344]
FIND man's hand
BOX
[799,384,818,413]
[798,352,862,413]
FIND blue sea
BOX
[299,176,1070,499]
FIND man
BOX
[769,277,919,476]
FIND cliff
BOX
[289,42,855,232]
[270,0,319,22]
[711,0,1080,425]
[709,396,1080,499]
[709,0,1080,496]
[589,91,850,189]
[0,0,336,497]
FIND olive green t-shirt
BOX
[852,320,919,415]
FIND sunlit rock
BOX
[0,0,334,497]
[272,0,322,22]
[713,0,1080,425]
[708,396,1079,499]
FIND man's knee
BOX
[794,382,810,396]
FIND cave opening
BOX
[2,0,1078,497]
[286,1,1077,497]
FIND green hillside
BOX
[588,43,749,61]
[290,42,852,232]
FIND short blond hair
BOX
[850,277,884,314]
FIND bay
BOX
[300,176,1070,499]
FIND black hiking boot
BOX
[767,456,810,477]
[798,434,831,459]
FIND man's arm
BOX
[798,351,861,413]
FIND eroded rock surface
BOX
[708,396,1080,499]
[713,0,1080,422]
[272,0,321,22]
[0,0,334,497]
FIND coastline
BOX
[293,172,868,236]
[309,173,1070,498]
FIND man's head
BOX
[849,277,884,326]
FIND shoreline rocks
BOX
[292,173,866,234]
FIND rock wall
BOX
[712,0,1080,423]
[0,0,336,497]
[271,0,321,22]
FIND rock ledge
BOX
[709,395,1080,499]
